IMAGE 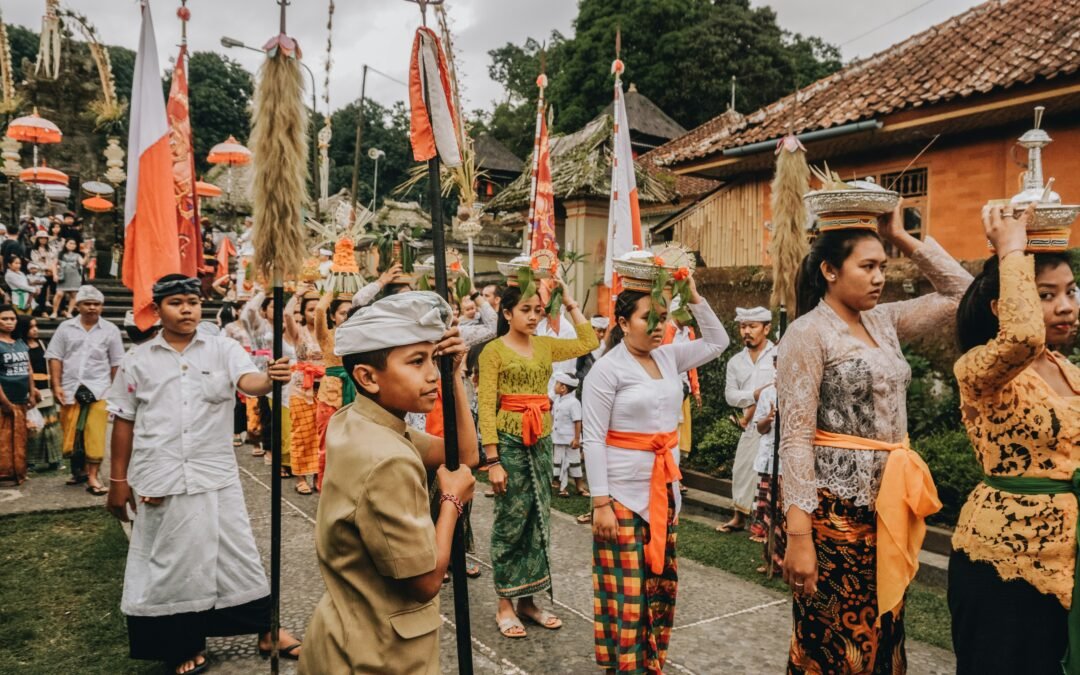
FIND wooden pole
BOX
[766,305,787,577]
[412,3,473,669]
[349,64,367,214]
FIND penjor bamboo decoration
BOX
[768,135,810,311]
[250,3,309,672]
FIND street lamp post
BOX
[221,36,320,219]
[367,147,385,210]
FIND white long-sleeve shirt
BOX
[582,299,729,521]
[724,341,777,411]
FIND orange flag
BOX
[167,43,201,277]
[123,0,182,329]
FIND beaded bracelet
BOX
[784,528,812,537]
[440,493,464,516]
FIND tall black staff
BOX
[249,1,310,672]
[766,305,788,577]
[404,1,473,672]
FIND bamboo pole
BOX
[766,305,787,577]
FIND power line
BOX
[840,0,939,47]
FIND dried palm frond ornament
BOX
[768,134,810,312]
[249,2,309,671]
[35,0,61,79]
[0,12,24,116]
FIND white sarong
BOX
[731,429,761,514]
[122,480,269,617]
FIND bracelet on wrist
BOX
[109,477,127,483]
[484,456,501,467]
[784,528,812,537]
[591,498,613,510]
[440,492,464,516]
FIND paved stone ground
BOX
[2,446,957,674]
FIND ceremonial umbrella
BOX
[82,195,114,212]
[6,108,62,167]
[19,164,68,185]
[207,135,251,197]
[81,180,115,197]
[195,180,223,198]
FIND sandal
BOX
[558,490,569,498]
[466,564,482,579]
[715,522,744,534]
[173,654,208,675]
[86,484,107,496]
[65,474,89,486]
[233,436,244,448]
[578,487,590,497]
[519,606,562,630]
[497,616,527,639]
[576,513,592,524]
[259,642,301,660]
[295,482,313,495]
[251,447,266,457]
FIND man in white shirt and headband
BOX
[717,306,776,534]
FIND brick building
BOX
[648,0,1080,265]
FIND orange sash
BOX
[498,394,551,447]
[605,429,681,574]
[291,363,325,391]
[813,429,942,622]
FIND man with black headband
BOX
[105,273,303,674]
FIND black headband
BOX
[152,277,201,302]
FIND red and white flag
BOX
[123,0,182,329]
[408,27,461,168]
[529,110,556,256]
[167,43,201,278]
[603,63,642,310]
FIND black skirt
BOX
[948,550,1067,675]
[127,594,271,664]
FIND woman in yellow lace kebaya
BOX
[314,293,353,491]
[778,203,973,674]
[478,276,597,639]
[949,205,1080,675]
[284,289,324,495]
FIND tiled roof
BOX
[650,0,1080,167]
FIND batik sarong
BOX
[491,431,552,598]
[0,407,27,484]
[593,494,678,674]
[750,473,785,569]
[789,488,906,674]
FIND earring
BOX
[828,275,837,281]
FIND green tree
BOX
[327,98,420,212]
[489,0,842,137]
[484,31,565,157]
[164,51,255,175]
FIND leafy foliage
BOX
[913,430,981,526]
[327,99,420,212]
[485,0,843,146]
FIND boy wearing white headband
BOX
[301,291,478,675]
[105,273,304,674]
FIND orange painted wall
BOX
[827,123,1080,260]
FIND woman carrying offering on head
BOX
[583,253,728,674]
[949,204,1080,675]
[779,194,973,673]
[478,265,598,639]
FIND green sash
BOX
[983,473,1080,675]
[323,366,356,407]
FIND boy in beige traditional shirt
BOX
[300,292,478,675]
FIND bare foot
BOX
[174,653,206,674]
[259,629,302,658]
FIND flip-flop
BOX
[497,616,527,639]
[65,474,89,486]
[251,447,266,457]
[715,523,744,534]
[259,642,302,660]
[558,490,569,498]
[519,607,562,630]
[86,484,107,496]
[295,483,313,495]
[578,488,591,497]
[576,513,592,524]
[466,565,482,579]
[173,655,208,675]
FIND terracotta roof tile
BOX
[650,0,1080,167]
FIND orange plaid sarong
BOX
[289,395,320,476]
[593,494,677,674]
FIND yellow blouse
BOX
[477,321,598,444]
[952,253,1080,608]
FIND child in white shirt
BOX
[550,372,586,496]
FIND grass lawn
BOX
[0,508,164,675]
[541,484,954,653]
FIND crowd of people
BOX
[2,196,1076,675]
[0,213,95,318]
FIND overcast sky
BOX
[3,0,985,117]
